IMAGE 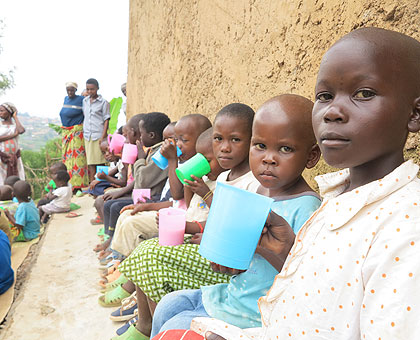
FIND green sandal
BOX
[101,273,128,293]
[98,285,131,307]
[111,324,149,340]
[97,227,105,236]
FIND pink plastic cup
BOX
[158,207,186,246]
[132,188,151,203]
[122,144,138,164]
[108,133,126,154]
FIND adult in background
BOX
[83,78,110,183]
[0,102,25,185]
[59,82,89,190]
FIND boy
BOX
[39,170,72,224]
[197,27,420,340]
[83,78,110,183]
[37,162,67,208]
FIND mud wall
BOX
[126,0,420,184]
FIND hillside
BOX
[17,112,61,151]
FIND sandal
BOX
[111,323,149,340]
[101,262,120,278]
[97,227,105,237]
[99,269,121,288]
[101,273,128,293]
[115,316,138,336]
[90,215,103,225]
[65,212,82,218]
[110,293,138,322]
[98,285,131,307]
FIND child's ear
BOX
[149,131,156,140]
[305,144,321,169]
[408,97,420,133]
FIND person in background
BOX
[83,78,110,183]
[0,102,25,185]
[59,82,89,191]
[117,82,127,130]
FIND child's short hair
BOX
[50,162,67,172]
[13,180,32,202]
[215,103,255,130]
[0,185,13,201]
[4,175,20,187]
[141,112,171,141]
[196,127,213,151]
[55,170,70,184]
[128,113,147,134]
[117,126,124,135]
[86,78,99,89]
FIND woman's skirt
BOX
[62,124,89,189]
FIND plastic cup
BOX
[44,179,57,192]
[199,182,274,270]
[96,166,109,181]
[108,133,126,154]
[159,207,186,246]
[121,144,138,164]
[132,188,151,203]
[152,146,183,170]
[175,153,211,184]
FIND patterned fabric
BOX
[119,236,229,303]
[61,124,89,189]
[0,122,25,185]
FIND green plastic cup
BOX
[175,153,211,184]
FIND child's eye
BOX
[280,146,293,153]
[232,138,241,142]
[254,143,266,150]
[316,92,333,102]
[354,89,376,99]
[213,136,222,141]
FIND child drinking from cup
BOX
[193,27,420,340]
[150,94,322,337]
[37,162,68,208]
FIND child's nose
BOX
[220,141,231,152]
[323,105,348,123]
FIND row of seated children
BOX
[88,26,420,340]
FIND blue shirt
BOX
[82,95,110,140]
[201,193,321,328]
[15,200,40,240]
[59,95,84,127]
[0,229,14,294]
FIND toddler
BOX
[37,162,67,208]
[194,27,420,340]
[5,180,40,242]
[151,94,322,337]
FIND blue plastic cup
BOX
[199,182,274,270]
[152,146,182,170]
[96,166,109,181]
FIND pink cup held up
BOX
[132,188,151,203]
[159,207,186,246]
[108,133,126,154]
[122,144,138,164]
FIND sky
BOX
[0,0,129,119]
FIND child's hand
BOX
[103,190,122,201]
[120,204,135,214]
[131,203,152,215]
[160,138,177,160]
[210,262,245,276]
[96,172,107,180]
[183,175,210,198]
[189,233,203,245]
[136,140,147,160]
[89,180,100,190]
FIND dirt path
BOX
[0,195,121,340]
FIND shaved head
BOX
[178,114,212,134]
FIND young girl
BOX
[150,94,322,337]
[39,170,72,224]
[5,180,40,242]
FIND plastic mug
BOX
[152,146,183,170]
[199,182,274,270]
[44,179,57,192]
[96,166,109,181]
[108,133,126,154]
[132,188,151,203]
[121,144,138,164]
[175,153,211,184]
[159,207,186,246]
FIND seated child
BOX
[150,94,321,337]
[0,229,14,295]
[5,180,40,242]
[37,162,68,208]
[0,184,18,215]
[39,170,72,223]
[191,27,420,340]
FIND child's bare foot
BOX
[98,250,112,260]
[93,243,105,252]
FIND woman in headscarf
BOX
[60,82,89,190]
[0,102,25,185]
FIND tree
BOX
[0,19,14,94]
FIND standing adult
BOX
[82,78,110,183]
[0,102,25,185]
[59,82,89,190]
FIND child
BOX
[193,27,420,340]
[82,78,110,183]
[150,94,321,337]
[39,170,72,223]
[37,162,67,208]
[0,229,14,295]
[5,180,40,242]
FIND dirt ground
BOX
[0,195,122,340]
